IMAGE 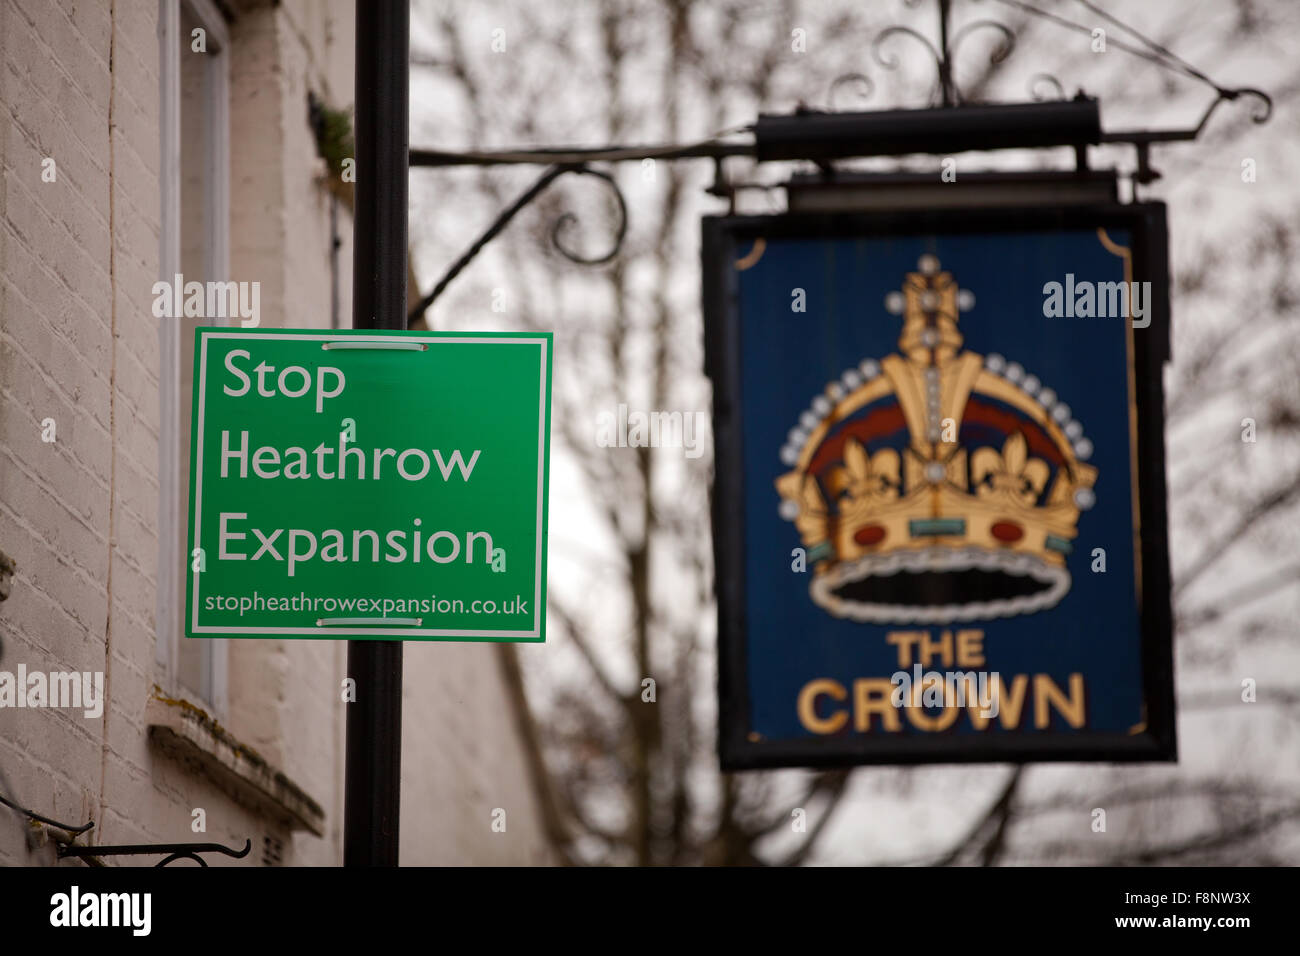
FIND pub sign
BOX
[704,205,1175,768]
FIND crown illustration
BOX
[776,254,1098,624]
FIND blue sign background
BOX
[737,230,1144,742]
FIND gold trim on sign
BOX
[1127,703,1149,735]
[735,238,767,271]
[1096,227,1143,605]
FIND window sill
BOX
[146,687,326,836]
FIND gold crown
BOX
[775,255,1098,624]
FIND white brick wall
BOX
[1,0,554,867]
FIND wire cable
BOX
[989,0,1247,98]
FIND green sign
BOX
[185,328,551,641]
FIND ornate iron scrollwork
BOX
[57,838,252,867]
[1028,73,1066,101]
[549,168,627,266]
[1193,86,1272,132]
[868,0,1015,107]
[828,73,877,111]
[409,163,627,324]
[407,0,1276,302]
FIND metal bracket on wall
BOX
[405,0,1272,315]
[57,838,252,867]
[406,163,627,323]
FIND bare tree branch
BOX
[775,770,853,867]
[1173,474,1300,598]
[935,766,1024,866]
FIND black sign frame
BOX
[703,203,1175,770]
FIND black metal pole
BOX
[345,0,407,867]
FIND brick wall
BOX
[0,0,554,867]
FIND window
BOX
[158,0,230,713]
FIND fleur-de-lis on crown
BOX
[971,432,1049,506]
[795,478,830,543]
[828,439,900,505]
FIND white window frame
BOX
[158,0,230,713]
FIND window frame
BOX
[158,0,231,714]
